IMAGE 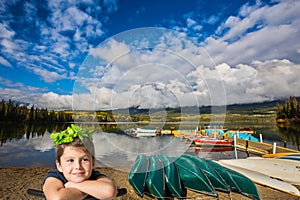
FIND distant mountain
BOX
[112,99,289,115]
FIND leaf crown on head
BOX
[50,124,93,147]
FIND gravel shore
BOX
[0,167,299,199]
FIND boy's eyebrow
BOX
[62,154,90,159]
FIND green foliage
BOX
[50,124,93,147]
[0,98,73,122]
[276,96,300,122]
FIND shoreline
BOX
[1,166,299,199]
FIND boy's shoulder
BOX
[44,169,67,184]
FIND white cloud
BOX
[1,0,300,111]
[0,56,11,67]
[0,23,15,39]
[205,0,300,65]
[36,92,72,110]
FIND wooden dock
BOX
[227,138,300,156]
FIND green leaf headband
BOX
[50,124,93,147]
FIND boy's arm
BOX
[64,175,117,200]
[43,177,88,200]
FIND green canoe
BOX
[174,155,217,197]
[145,156,166,199]
[205,160,260,200]
[204,159,241,192]
[128,154,149,197]
[156,154,186,198]
[182,154,230,192]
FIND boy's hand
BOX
[65,181,78,189]
[65,182,88,198]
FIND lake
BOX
[0,122,299,172]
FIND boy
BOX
[43,125,117,200]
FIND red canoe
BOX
[194,138,233,147]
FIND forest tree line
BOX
[276,96,300,124]
[0,99,73,123]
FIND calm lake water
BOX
[0,122,299,172]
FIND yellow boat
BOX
[262,152,300,158]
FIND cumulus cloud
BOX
[1,0,300,110]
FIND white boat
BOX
[217,162,300,196]
[124,128,157,137]
[135,128,157,137]
[218,157,300,186]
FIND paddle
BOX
[27,188,127,199]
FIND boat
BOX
[193,138,233,147]
[238,127,255,134]
[205,160,260,200]
[218,161,300,197]
[218,157,300,186]
[195,146,234,153]
[222,131,259,142]
[124,127,158,137]
[173,155,217,197]
[275,155,300,161]
[128,154,149,197]
[145,156,166,198]
[128,154,261,199]
[181,154,230,192]
[156,154,186,198]
[262,152,300,158]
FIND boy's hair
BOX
[56,137,95,163]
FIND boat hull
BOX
[194,138,233,147]
[218,161,300,197]
[128,154,149,197]
[218,157,300,186]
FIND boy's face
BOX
[56,146,95,183]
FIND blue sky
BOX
[1,0,300,110]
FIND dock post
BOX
[259,134,263,143]
[234,134,238,159]
[283,141,287,148]
[273,142,277,154]
[246,140,250,157]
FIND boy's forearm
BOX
[54,188,87,200]
[65,179,117,200]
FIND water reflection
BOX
[0,123,69,146]
[277,124,300,150]
[93,133,190,169]
[0,122,300,168]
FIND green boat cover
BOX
[174,156,217,197]
[128,154,260,200]
[146,156,165,199]
[182,154,230,192]
[156,154,186,198]
[128,154,149,197]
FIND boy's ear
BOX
[56,160,63,172]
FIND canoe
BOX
[174,156,217,197]
[145,156,166,198]
[194,138,233,147]
[276,155,300,161]
[128,154,149,197]
[262,152,300,158]
[205,160,260,200]
[181,154,229,192]
[218,162,300,197]
[204,159,241,192]
[156,154,186,198]
[218,157,300,185]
